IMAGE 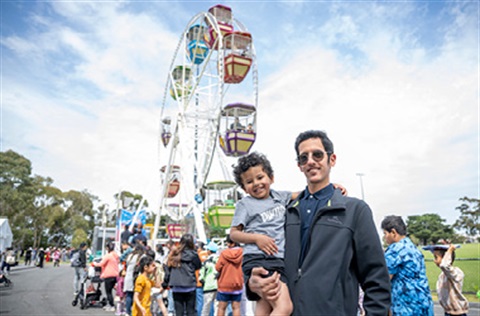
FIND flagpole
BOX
[115,190,122,253]
[102,204,108,256]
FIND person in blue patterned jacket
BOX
[382,215,433,316]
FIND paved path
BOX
[0,263,113,316]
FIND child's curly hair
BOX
[232,152,274,189]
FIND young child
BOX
[115,269,126,316]
[432,244,469,316]
[146,249,168,316]
[132,255,156,316]
[230,152,294,316]
[215,235,244,316]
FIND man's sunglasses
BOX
[297,150,331,165]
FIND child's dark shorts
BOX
[242,253,288,301]
[216,292,242,302]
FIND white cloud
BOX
[256,27,476,226]
[2,2,477,233]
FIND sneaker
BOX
[107,306,116,312]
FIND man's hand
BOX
[249,267,281,301]
[255,235,278,256]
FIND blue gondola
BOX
[187,25,209,64]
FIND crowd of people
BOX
[70,229,247,316]
[0,245,76,272]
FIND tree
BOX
[453,196,480,238]
[0,150,36,248]
[64,190,97,244]
[31,176,64,248]
[0,149,101,248]
[406,213,453,245]
[114,191,148,209]
[71,228,89,248]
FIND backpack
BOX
[70,251,82,267]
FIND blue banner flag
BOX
[119,209,147,226]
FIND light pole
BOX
[356,173,365,200]
[102,204,109,256]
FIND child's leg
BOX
[255,298,272,316]
[157,295,168,316]
[217,301,228,316]
[201,292,214,315]
[231,301,241,316]
[269,281,293,315]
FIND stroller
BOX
[0,272,12,288]
[72,259,106,309]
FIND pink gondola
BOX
[223,32,253,83]
[160,165,181,198]
[205,4,233,50]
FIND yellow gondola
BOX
[169,66,192,100]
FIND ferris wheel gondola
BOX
[154,5,258,242]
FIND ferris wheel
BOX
[153,5,259,242]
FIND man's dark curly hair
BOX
[233,152,274,189]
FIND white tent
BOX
[0,218,13,252]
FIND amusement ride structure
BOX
[153,5,258,242]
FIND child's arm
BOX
[133,291,146,316]
[133,277,147,316]
[439,245,464,283]
[230,225,278,256]
[333,183,348,195]
[151,264,162,288]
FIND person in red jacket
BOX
[215,235,243,316]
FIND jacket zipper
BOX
[291,199,337,282]
[299,199,334,272]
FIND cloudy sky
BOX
[1,1,477,231]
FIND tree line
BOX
[0,150,155,249]
[0,150,479,250]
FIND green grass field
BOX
[421,243,479,303]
